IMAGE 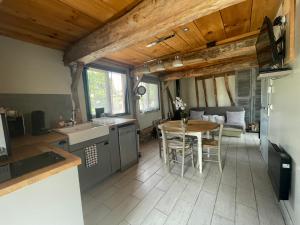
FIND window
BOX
[139,81,160,113]
[84,67,128,117]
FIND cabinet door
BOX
[109,126,120,173]
[118,124,138,170]
[96,141,112,181]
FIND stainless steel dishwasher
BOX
[118,124,138,170]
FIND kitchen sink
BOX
[55,122,109,145]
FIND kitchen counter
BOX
[11,132,67,149]
[0,143,81,197]
[92,117,136,127]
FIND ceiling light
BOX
[141,64,151,74]
[172,56,183,67]
[155,60,165,71]
[146,41,158,48]
[145,33,176,48]
[182,27,189,32]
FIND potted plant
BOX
[173,97,188,124]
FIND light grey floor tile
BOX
[211,214,234,225]
[235,203,259,225]
[155,179,187,215]
[155,173,177,192]
[236,186,256,209]
[164,199,194,225]
[126,188,164,225]
[214,183,236,220]
[84,203,111,225]
[188,191,216,225]
[132,174,163,199]
[100,196,140,225]
[140,208,167,225]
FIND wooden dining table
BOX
[158,120,218,174]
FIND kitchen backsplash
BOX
[0,94,72,133]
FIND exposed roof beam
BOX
[63,0,245,65]
[160,55,258,81]
[134,35,257,75]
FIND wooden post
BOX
[202,80,208,107]
[159,81,165,119]
[224,74,235,106]
[195,77,200,108]
[164,81,175,115]
[213,76,218,107]
[70,62,84,123]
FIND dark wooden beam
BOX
[213,76,218,107]
[63,0,244,65]
[224,74,235,106]
[134,36,257,75]
[195,77,200,108]
[202,80,208,107]
[161,55,258,81]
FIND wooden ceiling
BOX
[0,0,142,49]
[0,0,281,68]
[105,0,282,66]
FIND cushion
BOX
[214,115,225,124]
[190,110,204,120]
[202,115,224,124]
[226,111,245,129]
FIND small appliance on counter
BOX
[7,112,25,137]
[31,110,49,136]
[0,113,11,161]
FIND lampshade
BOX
[141,64,151,74]
[172,56,183,67]
[155,60,165,71]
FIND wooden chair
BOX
[153,119,167,158]
[161,123,194,177]
[202,124,224,172]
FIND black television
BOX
[255,16,281,71]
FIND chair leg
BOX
[181,149,185,177]
[218,148,222,173]
[191,148,195,168]
[158,140,162,158]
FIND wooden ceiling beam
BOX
[160,55,258,81]
[134,35,257,75]
[63,0,245,65]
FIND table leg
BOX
[162,136,167,164]
[197,133,202,174]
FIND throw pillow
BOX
[226,111,245,127]
[190,110,204,120]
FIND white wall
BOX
[0,36,71,95]
[268,1,300,224]
[181,76,235,109]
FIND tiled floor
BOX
[81,133,286,225]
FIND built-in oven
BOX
[0,113,11,161]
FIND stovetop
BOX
[0,151,65,184]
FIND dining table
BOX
[158,120,218,174]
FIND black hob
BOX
[0,151,65,184]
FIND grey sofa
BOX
[189,106,246,137]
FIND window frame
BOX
[83,64,131,120]
[138,76,161,113]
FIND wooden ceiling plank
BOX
[174,22,207,49]
[220,0,253,37]
[57,0,117,22]
[250,0,282,31]
[63,0,245,64]
[194,11,227,42]
[0,11,76,43]
[0,0,99,38]
[0,29,67,50]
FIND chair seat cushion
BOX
[202,138,218,146]
[167,140,192,149]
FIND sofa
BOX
[189,106,246,137]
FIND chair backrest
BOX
[161,123,187,148]
[216,124,224,149]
